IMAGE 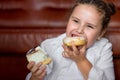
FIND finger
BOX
[62,51,69,58]
[62,44,73,57]
[36,65,46,76]
[37,69,47,79]
[41,70,47,78]
[62,44,68,51]
[31,62,42,73]
[71,42,79,55]
[27,61,35,70]
[79,44,87,55]
[62,45,69,53]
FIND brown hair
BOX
[69,0,116,30]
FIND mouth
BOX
[71,33,80,37]
[70,30,84,37]
[71,33,85,38]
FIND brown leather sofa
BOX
[0,0,120,80]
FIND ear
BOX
[97,29,106,40]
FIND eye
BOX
[87,25,94,29]
[73,19,79,23]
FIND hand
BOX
[62,42,87,63]
[27,61,46,80]
[62,40,92,80]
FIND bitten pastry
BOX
[26,46,52,65]
[63,36,86,46]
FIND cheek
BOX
[86,32,99,48]
[66,23,76,36]
[66,26,70,36]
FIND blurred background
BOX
[0,0,120,80]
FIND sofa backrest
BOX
[0,0,120,80]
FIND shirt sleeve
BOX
[25,73,31,80]
[88,42,115,80]
[25,72,48,80]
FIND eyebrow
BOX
[71,16,80,21]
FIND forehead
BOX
[73,4,102,16]
[71,4,103,23]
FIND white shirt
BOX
[26,33,115,80]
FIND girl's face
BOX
[66,4,105,48]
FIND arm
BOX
[76,58,92,80]
[62,43,92,80]
[62,40,114,80]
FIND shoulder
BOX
[87,38,113,56]
[87,38,113,67]
[95,38,112,50]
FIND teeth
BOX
[72,35,85,39]
[72,36,85,40]
[79,36,85,40]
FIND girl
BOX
[26,0,116,80]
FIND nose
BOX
[76,27,84,34]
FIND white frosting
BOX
[26,46,48,64]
